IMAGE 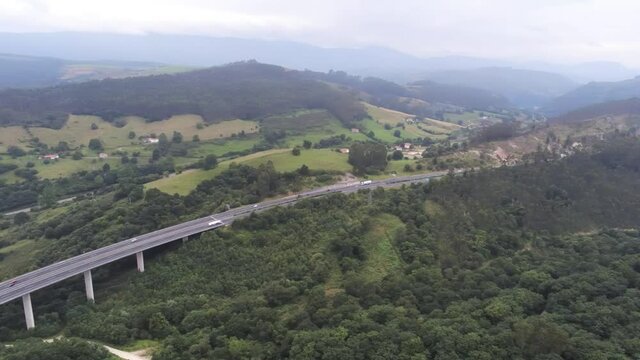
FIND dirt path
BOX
[103,345,151,360]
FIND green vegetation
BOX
[1,137,640,359]
[147,149,350,195]
[0,61,366,128]
[0,337,111,359]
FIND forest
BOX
[0,61,367,128]
[1,136,640,359]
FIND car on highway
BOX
[208,220,223,226]
[360,180,372,185]
[131,237,138,243]
[253,204,258,208]
[9,280,17,287]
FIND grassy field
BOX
[30,115,259,151]
[0,154,122,183]
[443,110,504,127]
[0,114,260,183]
[360,214,404,282]
[146,148,352,195]
[363,103,454,141]
[282,119,369,147]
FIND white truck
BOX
[360,180,372,186]
[208,220,223,226]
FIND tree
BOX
[298,164,310,176]
[348,142,388,173]
[203,154,218,170]
[128,131,136,139]
[13,212,30,225]
[38,185,57,208]
[192,134,200,142]
[292,148,301,156]
[7,146,26,157]
[72,151,83,160]
[90,123,98,130]
[151,149,161,162]
[88,138,103,151]
[172,131,183,143]
[158,133,170,154]
[392,150,404,160]
[393,129,401,137]
[102,163,111,172]
[303,140,312,149]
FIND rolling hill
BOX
[545,76,640,115]
[421,67,578,108]
[0,53,187,89]
[551,98,640,124]
[0,61,367,128]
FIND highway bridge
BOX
[0,172,448,329]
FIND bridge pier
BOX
[84,270,94,302]
[22,293,35,329]
[136,251,145,272]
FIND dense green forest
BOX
[0,61,366,128]
[1,137,640,359]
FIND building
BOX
[143,137,159,144]
[351,128,360,133]
[403,143,412,149]
[41,153,59,160]
[338,148,350,154]
[98,153,109,159]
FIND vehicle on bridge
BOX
[208,220,223,226]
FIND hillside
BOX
[545,76,640,115]
[2,138,640,358]
[0,53,187,89]
[422,67,577,108]
[552,97,640,124]
[408,80,510,110]
[0,61,367,128]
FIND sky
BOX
[1,0,640,66]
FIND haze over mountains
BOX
[2,32,640,115]
[0,32,637,84]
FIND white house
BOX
[42,153,59,160]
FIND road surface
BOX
[0,171,448,306]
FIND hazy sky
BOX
[1,0,640,66]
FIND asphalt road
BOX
[0,171,448,306]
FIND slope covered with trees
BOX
[0,61,366,128]
[1,137,640,359]
[552,97,640,124]
[545,76,640,115]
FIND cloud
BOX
[1,0,640,66]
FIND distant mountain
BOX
[525,61,639,83]
[408,80,510,110]
[545,76,640,115]
[420,67,577,108]
[0,32,634,84]
[305,70,510,117]
[0,53,65,88]
[0,61,366,128]
[0,53,188,89]
[551,98,640,124]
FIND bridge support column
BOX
[22,293,35,330]
[136,251,145,272]
[84,270,94,302]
